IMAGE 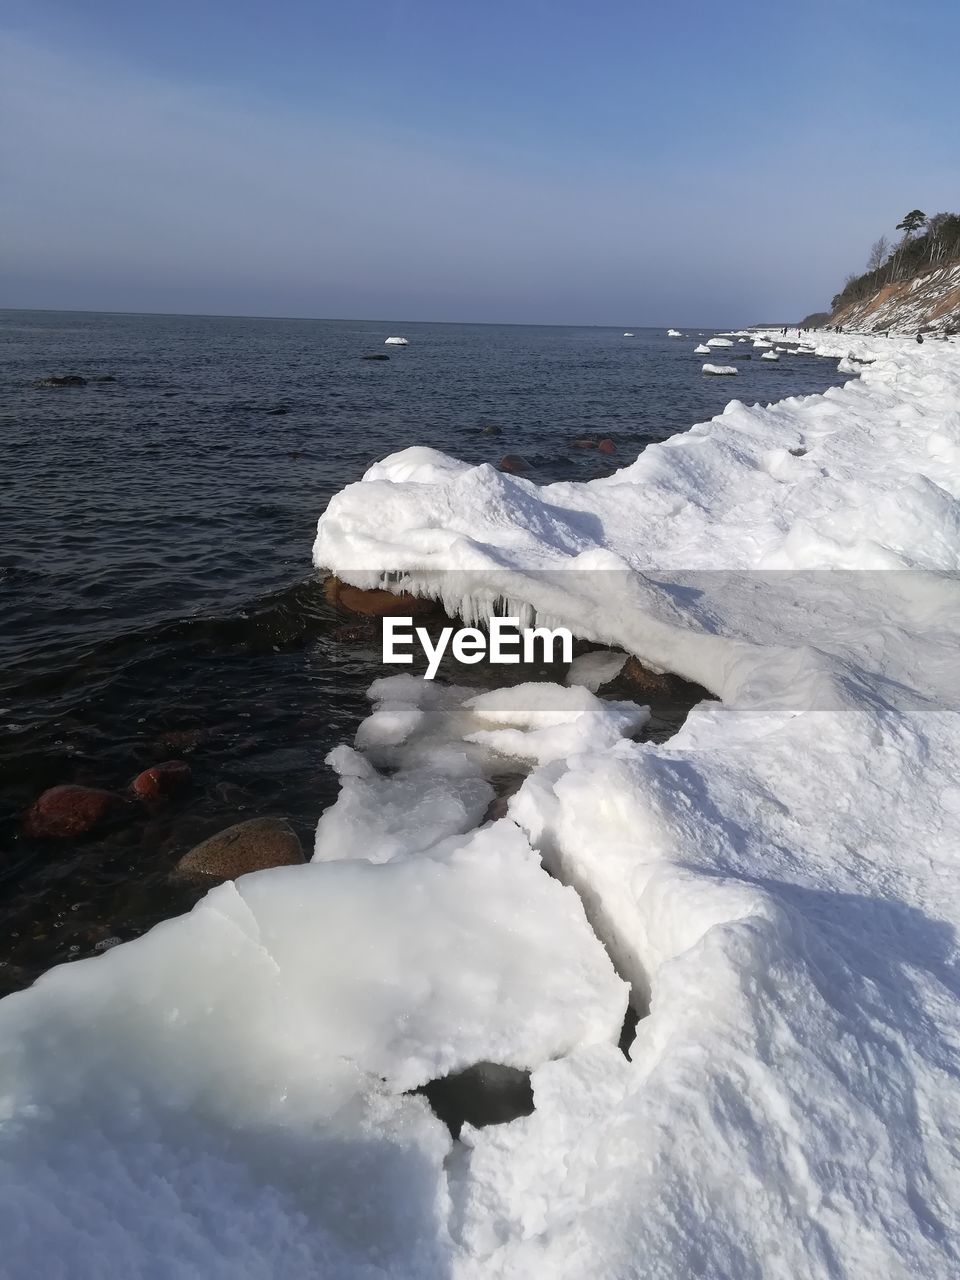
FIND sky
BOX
[1,0,958,325]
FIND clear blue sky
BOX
[2,0,957,324]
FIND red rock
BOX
[22,785,126,839]
[323,575,435,617]
[498,454,530,474]
[597,438,617,454]
[130,760,192,801]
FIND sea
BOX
[0,310,850,991]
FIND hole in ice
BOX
[414,1061,534,1139]
[618,1003,641,1058]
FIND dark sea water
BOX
[0,310,849,991]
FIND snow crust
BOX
[308,329,960,1276]
[4,330,960,1277]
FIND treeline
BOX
[831,209,960,312]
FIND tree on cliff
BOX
[895,209,927,237]
[866,236,889,274]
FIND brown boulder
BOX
[22,785,126,839]
[130,760,192,801]
[498,454,530,474]
[323,575,435,617]
[175,817,304,881]
[619,656,677,696]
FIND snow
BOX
[307,328,960,1275]
[4,329,960,1277]
[760,350,779,360]
[694,342,711,354]
[666,328,682,337]
[706,335,733,347]
[702,362,737,374]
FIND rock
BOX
[35,374,87,388]
[570,438,596,449]
[481,425,502,436]
[498,454,530,474]
[618,656,677,696]
[130,760,192,801]
[323,575,436,617]
[597,438,617,454]
[22,785,126,839]
[174,817,304,881]
[361,353,390,361]
[93,374,117,383]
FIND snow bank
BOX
[307,329,960,1276]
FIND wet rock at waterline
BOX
[324,575,437,617]
[361,353,390,361]
[498,454,531,474]
[481,424,503,436]
[174,817,304,881]
[129,760,192,801]
[22,785,127,839]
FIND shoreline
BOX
[4,329,959,1275]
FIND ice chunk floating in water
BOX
[702,362,737,375]
[384,335,409,345]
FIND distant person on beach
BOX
[917,332,924,344]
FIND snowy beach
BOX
[3,331,960,1277]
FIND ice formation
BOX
[706,335,733,346]
[384,335,409,345]
[702,362,737,374]
[666,328,682,337]
[3,330,960,1278]
[694,342,711,354]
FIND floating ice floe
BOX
[702,362,738,375]
[752,339,773,349]
[694,343,711,354]
[623,332,634,337]
[666,329,682,337]
[760,350,779,361]
[384,336,409,345]
[705,336,733,347]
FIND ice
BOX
[760,349,779,360]
[666,328,682,337]
[693,342,711,353]
[308,330,960,1274]
[702,362,737,374]
[706,335,733,346]
[564,647,627,690]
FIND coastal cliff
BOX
[830,259,960,335]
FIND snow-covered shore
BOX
[3,331,960,1278]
